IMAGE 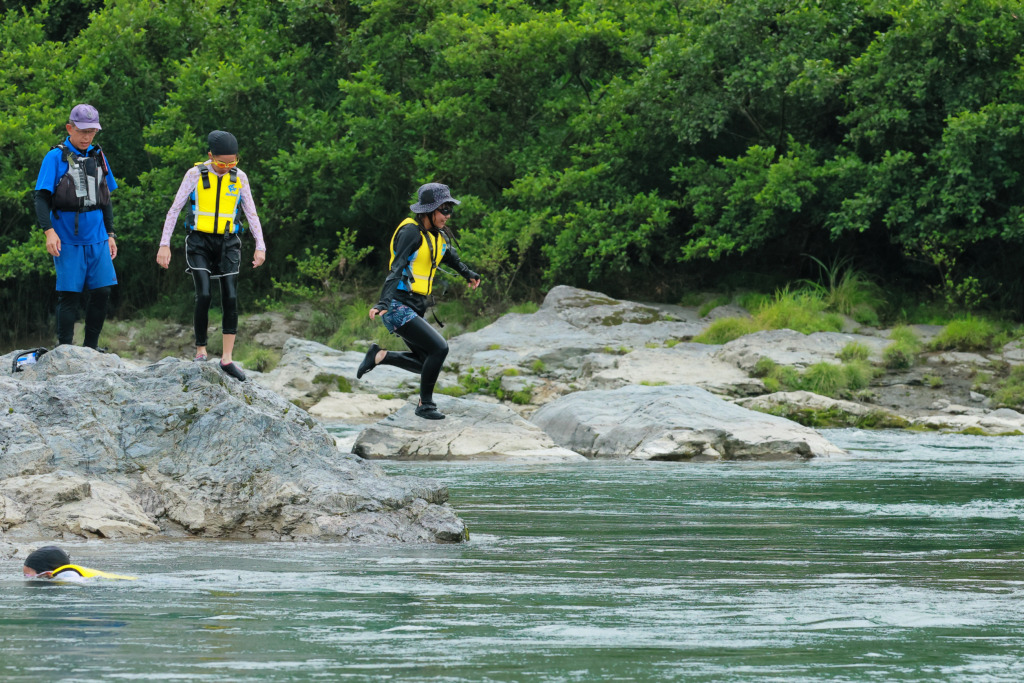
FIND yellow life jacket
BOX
[52,564,137,580]
[188,162,243,235]
[388,218,447,296]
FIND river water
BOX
[2,429,1023,681]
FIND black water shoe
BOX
[357,343,381,379]
[415,402,445,420]
[219,361,246,381]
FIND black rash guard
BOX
[375,219,478,315]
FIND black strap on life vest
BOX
[418,226,445,328]
[51,143,110,235]
[198,166,240,233]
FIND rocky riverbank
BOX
[5,284,1022,549]
[261,286,1024,457]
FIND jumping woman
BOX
[358,183,480,419]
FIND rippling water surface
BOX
[3,429,1024,681]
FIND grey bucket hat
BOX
[410,183,461,214]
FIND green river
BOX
[2,428,1023,681]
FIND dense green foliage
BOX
[4,0,1024,342]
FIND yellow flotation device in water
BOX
[51,564,137,580]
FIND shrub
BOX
[693,316,759,345]
[993,365,1024,408]
[312,373,351,393]
[237,347,281,373]
[883,343,916,370]
[510,388,533,404]
[508,301,540,315]
[801,362,847,397]
[889,326,922,347]
[837,342,870,362]
[770,365,801,391]
[883,326,922,370]
[751,357,778,378]
[801,255,882,320]
[842,360,874,391]
[754,288,844,335]
[931,316,999,352]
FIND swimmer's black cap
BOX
[24,546,71,572]
[207,130,238,156]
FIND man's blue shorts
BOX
[54,241,117,292]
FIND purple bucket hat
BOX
[69,104,101,130]
[410,183,460,214]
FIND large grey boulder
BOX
[588,344,764,396]
[715,329,891,372]
[254,338,416,405]
[531,384,844,461]
[353,396,585,462]
[0,346,465,543]
[446,286,707,383]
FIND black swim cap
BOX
[207,130,238,156]
[24,546,71,572]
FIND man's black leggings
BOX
[56,286,110,348]
[379,315,449,405]
[192,270,238,347]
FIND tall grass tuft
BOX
[801,254,882,322]
[837,341,871,362]
[883,325,922,369]
[800,362,847,396]
[753,287,844,334]
[931,316,999,352]
[993,365,1024,408]
[693,317,759,345]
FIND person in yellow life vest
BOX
[359,183,481,420]
[22,545,136,582]
[155,130,266,381]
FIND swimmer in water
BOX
[22,545,136,581]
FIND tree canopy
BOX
[3,0,1024,340]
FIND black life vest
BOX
[50,142,111,235]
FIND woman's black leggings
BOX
[379,315,449,405]
[56,286,110,348]
[192,271,238,346]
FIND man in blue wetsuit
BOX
[34,104,118,349]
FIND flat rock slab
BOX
[353,396,585,462]
[531,384,844,461]
[254,338,415,404]
[309,392,407,423]
[715,329,891,372]
[588,344,763,395]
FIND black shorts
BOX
[185,231,241,279]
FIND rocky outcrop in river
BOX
[532,385,844,460]
[0,346,465,543]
